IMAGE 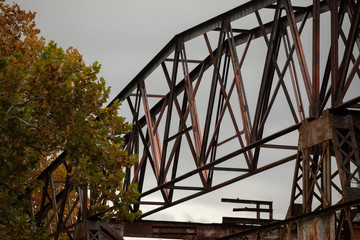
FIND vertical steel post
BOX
[330,0,339,106]
[312,0,320,117]
[199,21,226,166]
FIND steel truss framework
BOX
[32,0,360,239]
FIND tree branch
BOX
[6,115,38,128]
[6,96,45,116]
[4,96,45,128]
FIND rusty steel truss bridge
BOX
[32,0,360,239]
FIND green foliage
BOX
[0,1,140,238]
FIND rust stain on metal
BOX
[298,111,332,151]
[298,214,335,240]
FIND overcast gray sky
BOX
[5,1,357,235]
[6,0,271,223]
[2,0,305,223]
[7,0,245,100]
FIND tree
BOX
[0,1,140,239]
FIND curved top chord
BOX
[34,1,360,238]
[109,0,278,105]
[119,0,360,219]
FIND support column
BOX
[74,221,102,240]
[289,110,360,239]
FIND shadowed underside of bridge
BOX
[33,0,360,239]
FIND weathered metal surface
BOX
[100,223,124,240]
[220,199,360,240]
[298,214,335,240]
[222,217,276,227]
[123,220,245,240]
[31,0,360,239]
[74,221,125,240]
[298,112,332,151]
[74,221,102,240]
[289,110,360,239]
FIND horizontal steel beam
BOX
[123,219,246,239]
[219,198,360,240]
